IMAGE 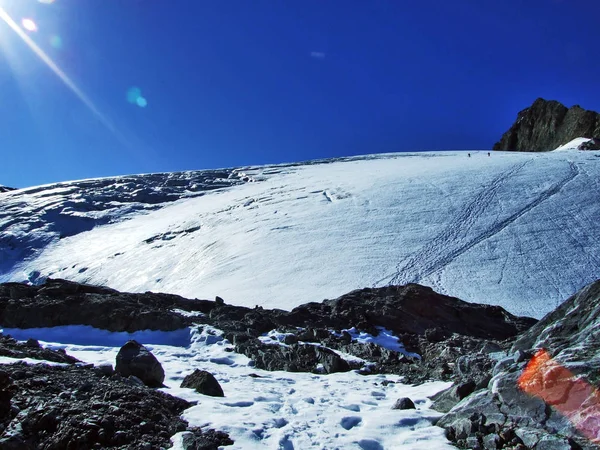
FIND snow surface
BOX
[0,325,454,449]
[3,150,600,318]
[554,137,591,151]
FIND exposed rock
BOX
[0,185,15,193]
[392,397,416,410]
[180,370,224,397]
[179,428,233,450]
[0,333,79,364]
[282,284,535,340]
[431,380,476,413]
[235,340,351,374]
[0,278,214,332]
[0,361,232,449]
[578,138,600,150]
[0,279,535,386]
[115,340,165,388]
[494,98,600,151]
[437,279,600,449]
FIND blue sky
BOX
[1,0,599,188]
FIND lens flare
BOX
[0,7,126,144]
[127,87,148,108]
[49,35,62,49]
[21,18,37,32]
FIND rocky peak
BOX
[493,98,600,151]
[0,185,15,193]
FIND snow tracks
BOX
[379,159,580,289]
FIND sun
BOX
[0,3,126,144]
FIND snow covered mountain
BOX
[2,150,600,319]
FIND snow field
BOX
[0,325,453,449]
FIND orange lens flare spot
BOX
[519,349,600,443]
[21,18,37,32]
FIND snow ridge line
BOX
[377,159,580,287]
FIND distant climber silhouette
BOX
[468,153,471,157]
[488,152,490,157]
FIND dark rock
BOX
[95,363,114,376]
[391,397,415,410]
[236,340,351,374]
[431,380,476,413]
[438,279,600,450]
[115,340,165,388]
[24,338,40,348]
[494,98,600,151]
[282,334,298,345]
[180,370,224,397]
[0,278,212,332]
[425,327,449,343]
[180,428,234,449]
[578,137,600,150]
[0,185,16,193]
[0,361,232,449]
[284,284,535,340]
[0,334,79,365]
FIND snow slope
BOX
[0,325,454,449]
[2,150,600,318]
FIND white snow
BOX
[0,325,454,449]
[3,151,600,319]
[343,327,421,359]
[554,137,591,151]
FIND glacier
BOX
[2,150,600,319]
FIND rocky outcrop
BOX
[0,186,15,193]
[181,370,224,397]
[0,361,232,449]
[578,137,600,150]
[494,98,600,151]
[1,279,536,384]
[436,279,600,449]
[115,340,165,388]
[0,278,213,332]
[0,334,80,364]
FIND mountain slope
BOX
[2,151,600,318]
[494,98,600,151]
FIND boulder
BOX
[392,397,415,410]
[180,370,224,397]
[115,340,165,387]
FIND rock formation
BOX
[494,98,600,151]
[437,279,600,449]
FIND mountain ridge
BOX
[494,98,600,151]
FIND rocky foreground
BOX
[1,278,599,449]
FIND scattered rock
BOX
[0,361,232,449]
[115,340,165,388]
[437,279,600,450]
[180,370,224,397]
[392,397,415,410]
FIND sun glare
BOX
[0,5,129,145]
[21,18,37,32]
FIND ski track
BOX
[380,159,580,287]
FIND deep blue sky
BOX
[1,0,599,188]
